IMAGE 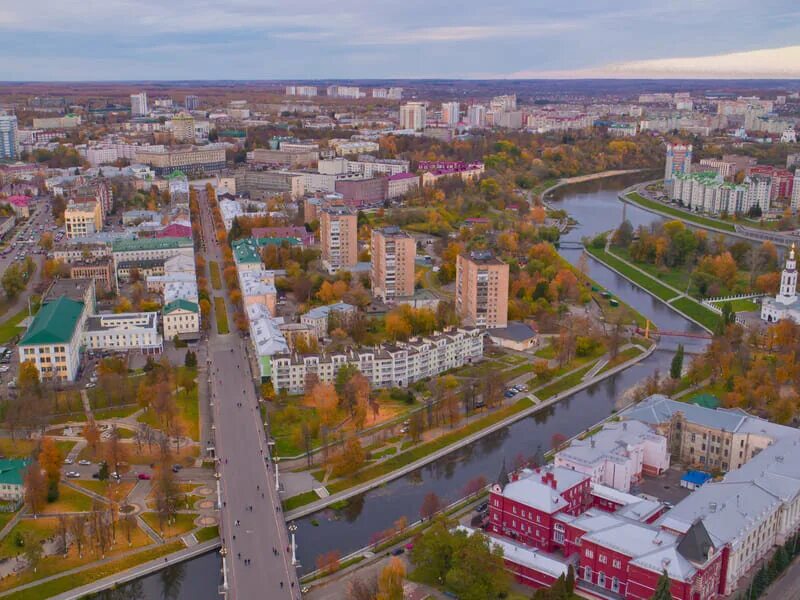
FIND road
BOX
[198,188,300,599]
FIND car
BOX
[390,547,405,556]
[85,382,96,388]
[503,390,515,398]
[66,471,80,478]
[171,464,183,473]
[476,502,489,513]
[92,472,100,479]
[110,471,121,480]
[78,460,91,466]
[138,473,151,480]
[63,458,73,465]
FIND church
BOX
[761,244,800,323]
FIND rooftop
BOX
[0,459,29,487]
[112,237,193,253]
[20,296,85,346]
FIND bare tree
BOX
[69,515,87,558]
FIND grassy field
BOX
[71,480,136,500]
[625,192,737,232]
[40,485,95,514]
[0,297,40,344]
[585,246,679,302]
[710,298,760,313]
[671,297,721,332]
[214,297,229,334]
[0,438,74,459]
[282,490,320,511]
[597,347,643,376]
[534,344,557,359]
[209,261,222,290]
[536,363,596,400]
[2,541,182,599]
[195,525,219,543]
[140,512,197,538]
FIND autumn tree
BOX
[377,557,406,600]
[24,461,47,516]
[420,492,443,520]
[38,437,63,500]
[310,382,339,428]
[331,437,366,477]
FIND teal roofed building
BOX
[232,237,299,269]
[0,458,29,501]
[163,298,201,341]
[19,296,87,381]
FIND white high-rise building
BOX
[664,143,692,182]
[286,86,318,97]
[130,92,149,117]
[745,175,773,213]
[0,115,19,160]
[490,94,516,112]
[467,105,486,128]
[399,102,426,131]
[792,172,800,212]
[441,102,460,126]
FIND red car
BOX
[137,473,151,480]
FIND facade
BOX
[163,299,200,340]
[761,244,800,324]
[251,226,314,248]
[111,237,194,288]
[185,95,200,110]
[83,312,162,353]
[320,206,358,273]
[300,302,357,340]
[467,105,487,127]
[169,113,195,142]
[64,200,103,239]
[69,258,113,292]
[285,86,318,97]
[272,327,484,394]
[399,102,427,131]
[0,459,29,502]
[130,92,148,117]
[247,148,318,168]
[387,172,420,199]
[370,227,416,301]
[456,251,509,328]
[19,296,87,381]
[334,177,387,208]
[664,144,693,182]
[238,268,277,315]
[234,169,304,199]
[247,302,289,380]
[745,175,773,213]
[555,420,670,492]
[0,115,19,160]
[441,102,460,126]
[134,146,226,176]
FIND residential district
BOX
[0,80,798,600]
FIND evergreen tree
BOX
[670,344,685,379]
[650,570,672,600]
[751,566,769,597]
[565,564,575,594]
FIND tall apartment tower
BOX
[130,92,149,117]
[441,102,460,126]
[184,95,200,110]
[455,251,509,328]
[170,113,195,143]
[792,171,800,212]
[371,227,416,301]
[664,143,693,182]
[467,105,487,127]
[0,115,19,160]
[320,206,358,273]
[400,102,427,131]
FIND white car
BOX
[78,459,92,466]
[66,471,81,478]
[64,458,74,465]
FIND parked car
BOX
[390,547,405,556]
[78,460,91,466]
[63,458,73,465]
[172,464,183,473]
[138,473,151,480]
[66,471,81,478]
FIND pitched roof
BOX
[19,296,84,346]
[677,520,715,564]
[0,459,28,486]
[163,298,199,314]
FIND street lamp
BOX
[287,522,298,565]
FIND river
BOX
[113,172,707,599]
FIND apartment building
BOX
[64,200,103,239]
[320,206,358,273]
[111,237,194,288]
[69,258,113,292]
[664,144,693,182]
[0,115,19,160]
[271,327,484,394]
[441,101,460,126]
[133,145,225,176]
[370,227,416,301]
[387,173,420,199]
[456,251,509,328]
[285,86,318,97]
[130,92,148,117]
[399,102,427,131]
[19,296,87,381]
[334,177,387,208]
[247,147,318,168]
[300,302,357,340]
[170,113,195,143]
[233,169,304,199]
[83,312,162,353]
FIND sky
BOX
[1,0,799,80]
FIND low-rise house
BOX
[300,302,357,340]
[0,459,29,502]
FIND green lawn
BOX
[282,490,320,511]
[140,512,197,538]
[195,525,219,543]
[209,261,222,290]
[597,347,643,376]
[41,485,94,514]
[670,297,721,332]
[625,192,737,232]
[535,363,596,400]
[2,542,183,600]
[585,246,679,302]
[214,297,229,334]
[534,344,556,359]
[711,298,760,313]
[504,363,534,379]
[0,297,40,344]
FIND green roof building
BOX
[232,237,299,266]
[0,458,29,501]
[164,298,199,314]
[19,296,87,381]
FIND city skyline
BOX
[1,0,799,80]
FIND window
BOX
[611,577,619,592]
[612,559,621,569]
[599,555,607,564]
[584,566,592,582]
[585,549,593,559]
[598,573,606,587]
